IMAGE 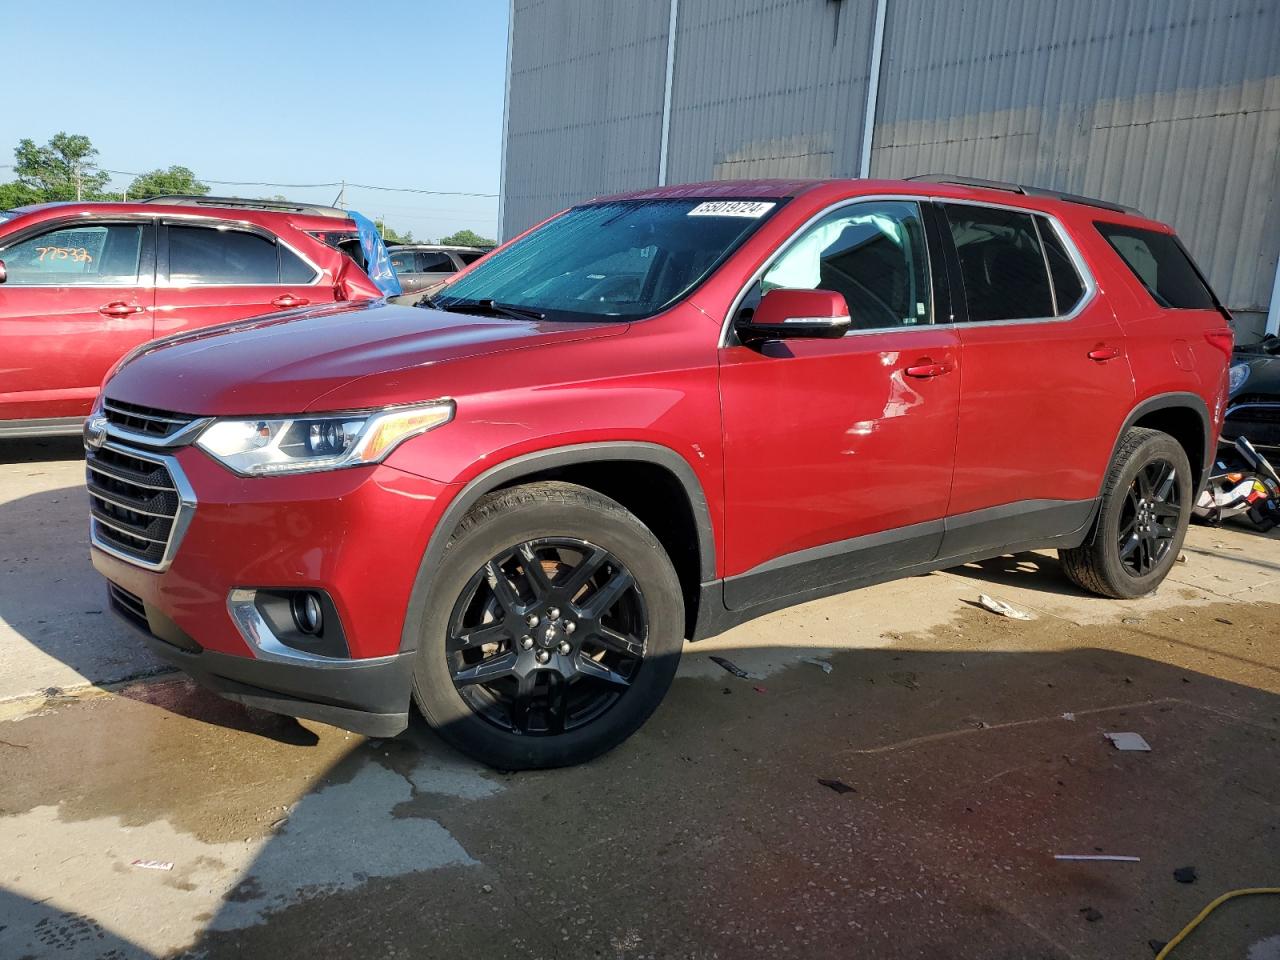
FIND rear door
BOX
[0,218,155,423]
[937,201,1135,556]
[154,221,335,339]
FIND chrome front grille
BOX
[102,398,200,442]
[87,442,196,570]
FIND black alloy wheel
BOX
[1116,458,1182,577]
[446,537,647,736]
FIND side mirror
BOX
[0,259,7,284]
[735,288,850,343]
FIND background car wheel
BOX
[409,481,685,770]
[1059,427,1193,599]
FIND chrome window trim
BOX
[87,441,197,573]
[933,197,1096,326]
[0,211,327,288]
[719,193,1099,347]
[226,588,400,668]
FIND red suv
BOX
[0,196,380,437]
[86,176,1232,769]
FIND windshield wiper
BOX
[427,298,546,322]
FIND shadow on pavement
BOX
[2,603,1279,959]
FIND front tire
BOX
[1059,427,1193,599]
[410,481,684,770]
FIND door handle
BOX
[904,361,951,379]
[99,301,143,318]
[1088,346,1121,362]
[271,295,310,308]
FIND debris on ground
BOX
[818,778,856,794]
[709,655,750,679]
[1105,732,1152,751]
[888,671,919,690]
[1055,854,1141,862]
[1215,617,1233,625]
[1079,906,1103,922]
[798,656,834,674]
[481,884,493,894]
[1173,866,1197,884]
[977,594,1034,620]
[1061,712,1076,721]
[131,859,175,871]
[1175,553,1187,563]
[1122,617,1143,625]
[1148,940,1168,955]
[752,685,768,694]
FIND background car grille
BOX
[86,445,181,566]
[1223,399,1280,450]
[103,398,198,440]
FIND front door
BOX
[0,219,155,423]
[153,221,335,340]
[936,201,1136,557]
[718,199,960,609]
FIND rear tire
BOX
[1059,428,1193,599]
[409,481,684,770]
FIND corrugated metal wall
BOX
[663,0,878,184]
[503,0,1280,334]
[871,0,1280,332]
[502,0,672,235]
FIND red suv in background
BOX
[87,176,1232,770]
[0,196,381,437]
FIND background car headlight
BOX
[196,401,454,476]
[1228,361,1251,396]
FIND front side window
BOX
[749,199,932,330]
[0,223,143,285]
[1095,222,1216,310]
[435,198,778,322]
[945,205,1055,322]
[168,225,279,285]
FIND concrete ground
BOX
[1,437,1278,959]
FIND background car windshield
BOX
[435,198,778,321]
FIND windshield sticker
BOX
[687,201,776,218]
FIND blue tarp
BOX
[350,209,402,298]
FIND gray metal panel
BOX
[870,0,1280,330]
[502,0,672,238]
[664,0,879,185]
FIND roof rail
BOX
[137,195,351,219]
[906,173,1140,216]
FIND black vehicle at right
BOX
[1224,335,1280,454]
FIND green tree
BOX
[126,165,209,200]
[12,132,110,201]
[374,219,414,244]
[0,181,42,209]
[439,228,495,248]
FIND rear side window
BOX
[1095,222,1215,310]
[1,223,143,285]
[457,251,486,265]
[389,250,416,274]
[944,205,1054,322]
[417,251,456,273]
[168,226,279,285]
[279,245,318,284]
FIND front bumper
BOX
[91,445,457,736]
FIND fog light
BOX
[291,592,324,635]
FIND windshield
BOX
[433,198,780,322]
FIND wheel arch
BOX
[1109,392,1212,495]
[399,442,716,652]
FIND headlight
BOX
[1228,361,1251,396]
[195,401,454,476]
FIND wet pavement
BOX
[2,440,1279,959]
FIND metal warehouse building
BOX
[498,0,1280,339]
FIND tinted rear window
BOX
[944,205,1054,322]
[169,226,278,285]
[1095,223,1215,310]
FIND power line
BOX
[0,164,497,199]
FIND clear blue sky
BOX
[2,0,508,241]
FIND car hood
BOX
[105,299,627,415]
[1231,352,1280,402]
